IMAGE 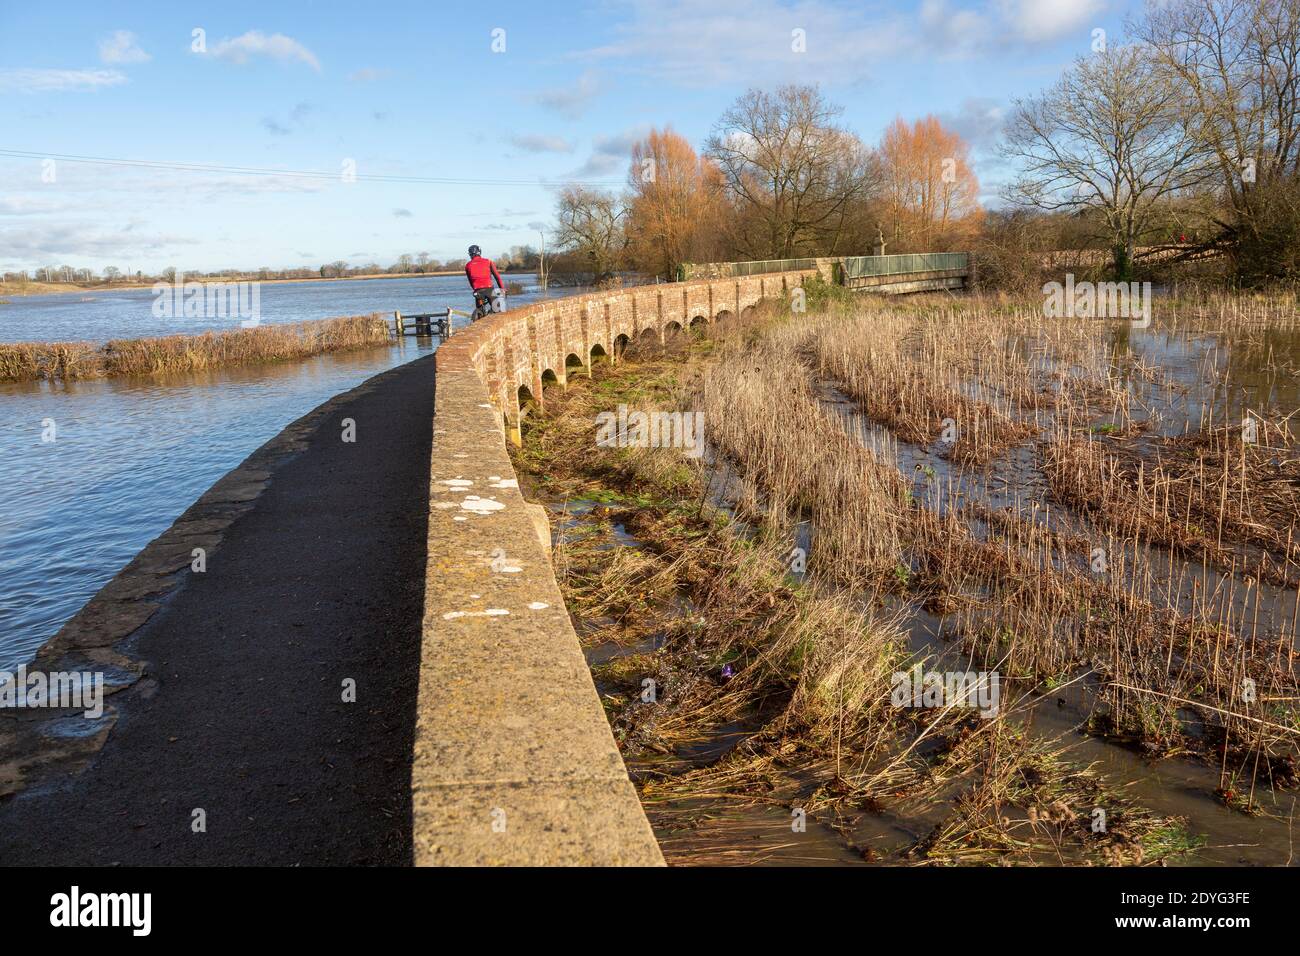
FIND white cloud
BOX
[576,1,903,86]
[99,30,150,65]
[536,70,601,118]
[347,67,389,82]
[509,134,575,154]
[936,96,1008,150]
[574,0,1107,85]
[562,126,652,180]
[208,31,321,72]
[0,68,127,93]
[919,0,1105,51]
[998,0,1106,43]
[0,221,199,262]
[0,197,77,216]
[918,0,995,55]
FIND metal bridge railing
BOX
[679,252,969,282]
[840,252,968,279]
[727,257,822,277]
[678,257,823,280]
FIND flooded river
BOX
[0,274,572,671]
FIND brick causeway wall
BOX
[413,271,812,865]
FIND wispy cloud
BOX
[99,30,150,65]
[536,70,600,118]
[996,0,1106,43]
[935,96,1008,151]
[0,221,199,261]
[392,208,413,218]
[207,31,321,72]
[563,126,651,179]
[509,134,575,154]
[0,197,77,216]
[916,0,1104,54]
[347,67,389,82]
[575,1,900,86]
[0,68,127,93]
[574,0,1107,86]
[260,101,313,135]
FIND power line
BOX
[0,148,624,188]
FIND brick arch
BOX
[452,270,814,445]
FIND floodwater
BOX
[0,273,522,344]
[546,314,1300,865]
[0,275,573,672]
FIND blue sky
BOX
[0,0,1140,274]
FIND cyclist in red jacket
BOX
[465,245,504,318]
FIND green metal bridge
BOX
[679,252,971,294]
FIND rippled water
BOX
[0,273,518,343]
[0,275,571,671]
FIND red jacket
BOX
[465,255,503,290]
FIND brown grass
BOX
[509,316,1198,864]
[0,314,391,383]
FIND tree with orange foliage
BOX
[879,115,982,250]
[625,128,726,279]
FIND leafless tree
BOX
[1002,45,1214,277]
[552,186,626,280]
[1134,0,1300,274]
[706,85,880,259]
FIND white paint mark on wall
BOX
[461,496,505,515]
[442,608,511,620]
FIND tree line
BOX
[5,246,544,287]
[550,84,983,283]
[1000,0,1300,284]
[554,0,1300,288]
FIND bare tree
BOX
[552,186,626,280]
[1002,45,1213,277]
[1134,0,1300,275]
[706,85,879,259]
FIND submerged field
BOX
[509,284,1300,865]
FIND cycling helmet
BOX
[468,245,481,257]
